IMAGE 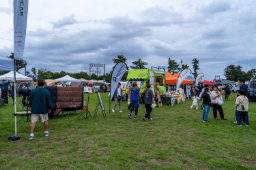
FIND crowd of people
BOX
[1,77,251,140]
[111,78,250,127]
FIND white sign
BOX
[110,62,128,100]
[84,87,92,93]
[150,71,154,84]
[196,73,204,86]
[176,69,192,92]
[14,0,29,60]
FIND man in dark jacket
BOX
[28,79,52,140]
[224,84,231,101]
[142,83,154,121]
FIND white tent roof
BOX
[55,75,80,82]
[0,71,33,81]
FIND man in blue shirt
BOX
[28,79,52,140]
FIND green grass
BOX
[0,93,256,170]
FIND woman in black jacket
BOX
[202,88,211,122]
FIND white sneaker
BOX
[233,121,237,124]
[245,124,249,126]
[29,136,35,140]
[45,132,49,137]
[112,109,115,112]
[119,110,122,113]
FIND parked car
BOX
[233,85,240,92]
[248,80,256,99]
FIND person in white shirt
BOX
[190,93,200,109]
[211,85,227,120]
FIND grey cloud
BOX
[202,28,227,39]
[51,14,77,29]
[206,42,231,49]
[140,6,184,26]
[200,0,231,15]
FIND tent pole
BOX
[14,59,17,136]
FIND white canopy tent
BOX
[0,71,33,81]
[55,75,80,82]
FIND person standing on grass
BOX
[198,83,204,96]
[224,84,231,101]
[28,79,52,141]
[211,85,227,120]
[127,81,133,110]
[142,83,154,121]
[190,93,200,109]
[234,78,248,124]
[128,82,142,119]
[235,90,249,126]
[202,88,211,122]
[11,81,14,105]
[112,83,122,113]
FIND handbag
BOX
[217,95,223,105]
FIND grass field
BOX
[0,92,256,170]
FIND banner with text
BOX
[14,0,29,60]
[176,69,192,91]
[196,73,204,86]
[110,62,128,101]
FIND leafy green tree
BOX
[130,59,148,69]
[178,59,189,72]
[7,53,27,72]
[113,55,127,64]
[192,58,199,79]
[224,65,248,81]
[167,58,179,74]
[25,71,30,76]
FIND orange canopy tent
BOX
[165,72,194,84]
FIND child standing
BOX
[235,90,249,126]
[129,82,142,119]
[202,88,211,122]
[190,93,200,109]
[142,83,154,121]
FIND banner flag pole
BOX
[14,60,17,136]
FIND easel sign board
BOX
[84,87,92,93]
[97,92,104,111]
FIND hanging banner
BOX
[110,62,128,100]
[0,59,14,71]
[176,69,192,91]
[196,73,204,86]
[14,0,29,60]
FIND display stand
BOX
[96,92,106,118]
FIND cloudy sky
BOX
[1,0,256,80]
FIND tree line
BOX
[1,53,255,82]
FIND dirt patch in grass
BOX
[6,149,19,156]
[238,158,256,167]
[182,161,191,170]
[139,152,148,156]
[148,159,162,165]
[96,147,108,152]
[70,134,78,137]
[85,143,94,147]
[177,152,197,162]
[36,140,44,144]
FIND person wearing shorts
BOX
[128,82,141,119]
[28,79,52,140]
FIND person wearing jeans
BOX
[142,83,154,121]
[202,88,211,122]
[112,83,122,113]
[235,90,249,126]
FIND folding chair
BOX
[78,94,91,119]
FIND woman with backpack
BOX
[211,85,227,120]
